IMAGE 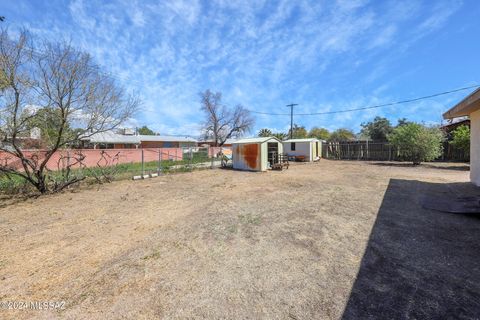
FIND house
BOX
[232,137,283,171]
[443,88,480,186]
[441,117,470,139]
[283,138,322,162]
[137,135,197,148]
[1,127,43,149]
[198,138,237,147]
[80,131,197,149]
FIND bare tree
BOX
[87,150,121,184]
[0,29,139,193]
[200,89,254,146]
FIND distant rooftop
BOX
[232,137,281,144]
[81,131,197,144]
[441,117,469,127]
[283,138,323,143]
[199,138,238,144]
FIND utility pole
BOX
[286,103,298,139]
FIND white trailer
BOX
[283,138,322,162]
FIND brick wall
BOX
[0,148,185,171]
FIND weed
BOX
[238,213,262,225]
[142,251,161,260]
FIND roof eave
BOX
[283,138,319,142]
[232,136,282,144]
[443,88,480,119]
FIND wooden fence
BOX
[440,141,469,161]
[322,141,469,162]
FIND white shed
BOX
[283,138,322,162]
[443,88,480,186]
[232,137,283,171]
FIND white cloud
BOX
[368,25,397,49]
[131,9,146,27]
[68,0,96,30]
[6,0,464,135]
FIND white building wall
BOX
[283,142,312,161]
[471,109,480,186]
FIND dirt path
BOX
[0,160,477,319]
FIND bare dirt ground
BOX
[0,160,479,319]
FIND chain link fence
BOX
[131,147,223,178]
[0,146,228,193]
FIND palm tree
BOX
[272,132,287,140]
[257,128,272,137]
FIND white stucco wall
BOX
[471,109,480,186]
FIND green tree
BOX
[138,125,156,135]
[329,128,355,142]
[257,128,272,137]
[308,127,330,140]
[388,123,444,165]
[360,116,393,141]
[272,132,287,140]
[25,107,75,147]
[449,125,470,154]
[288,124,307,139]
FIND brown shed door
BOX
[242,144,259,169]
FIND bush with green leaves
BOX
[449,125,470,155]
[388,123,444,165]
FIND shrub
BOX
[0,172,36,194]
[449,125,470,155]
[388,123,444,165]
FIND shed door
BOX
[267,142,279,165]
[242,144,260,169]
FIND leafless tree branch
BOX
[0,29,140,193]
[200,90,254,146]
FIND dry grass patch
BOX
[0,160,477,319]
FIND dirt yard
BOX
[1,160,479,319]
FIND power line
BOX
[249,84,480,116]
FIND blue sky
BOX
[2,0,480,136]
